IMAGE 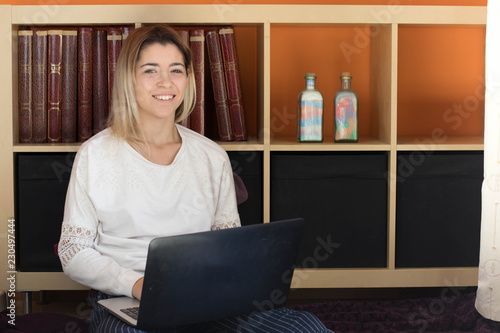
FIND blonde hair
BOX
[108,24,196,144]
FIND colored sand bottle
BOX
[334,72,358,143]
[297,72,323,142]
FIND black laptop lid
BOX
[137,218,305,330]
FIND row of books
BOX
[17,24,247,144]
[177,26,247,141]
[17,25,132,143]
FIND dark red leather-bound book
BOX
[189,29,206,135]
[219,27,247,141]
[18,30,33,143]
[32,30,48,143]
[107,27,122,111]
[61,30,78,143]
[121,25,134,42]
[176,29,190,129]
[176,29,189,47]
[206,29,232,141]
[92,28,108,135]
[47,30,63,143]
[78,27,93,142]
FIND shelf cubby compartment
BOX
[397,24,486,150]
[164,23,264,148]
[269,23,394,149]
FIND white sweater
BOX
[58,125,241,297]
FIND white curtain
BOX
[476,0,500,322]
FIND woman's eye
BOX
[144,69,156,74]
[171,68,184,74]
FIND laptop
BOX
[98,218,305,330]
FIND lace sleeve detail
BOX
[211,216,241,230]
[58,224,97,268]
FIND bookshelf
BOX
[0,4,486,292]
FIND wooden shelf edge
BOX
[397,145,484,151]
[216,139,264,151]
[13,267,478,290]
[291,267,479,289]
[394,5,485,25]
[271,137,391,151]
[12,5,265,25]
[13,144,82,153]
[16,272,88,291]
[397,136,484,151]
[13,140,264,153]
[12,5,486,26]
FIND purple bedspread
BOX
[2,292,499,332]
[289,292,500,332]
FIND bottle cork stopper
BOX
[340,72,352,78]
[305,72,316,78]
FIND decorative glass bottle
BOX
[297,72,323,142]
[334,72,358,143]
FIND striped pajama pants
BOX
[89,291,331,333]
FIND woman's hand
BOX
[132,277,144,300]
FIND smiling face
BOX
[134,42,189,126]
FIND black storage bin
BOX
[395,151,483,268]
[227,151,263,226]
[16,153,75,271]
[270,152,388,268]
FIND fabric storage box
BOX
[227,151,263,226]
[270,152,388,268]
[16,153,75,271]
[396,151,483,268]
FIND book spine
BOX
[47,30,63,143]
[219,27,247,141]
[176,29,190,128]
[189,29,206,135]
[176,29,189,47]
[18,31,33,143]
[107,27,122,111]
[92,29,108,135]
[121,25,135,42]
[78,27,93,142]
[206,30,233,141]
[61,30,78,143]
[32,30,48,143]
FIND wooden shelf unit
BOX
[0,4,486,291]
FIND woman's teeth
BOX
[154,95,174,100]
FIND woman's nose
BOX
[157,72,172,87]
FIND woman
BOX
[58,24,330,333]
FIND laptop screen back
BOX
[137,218,305,330]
